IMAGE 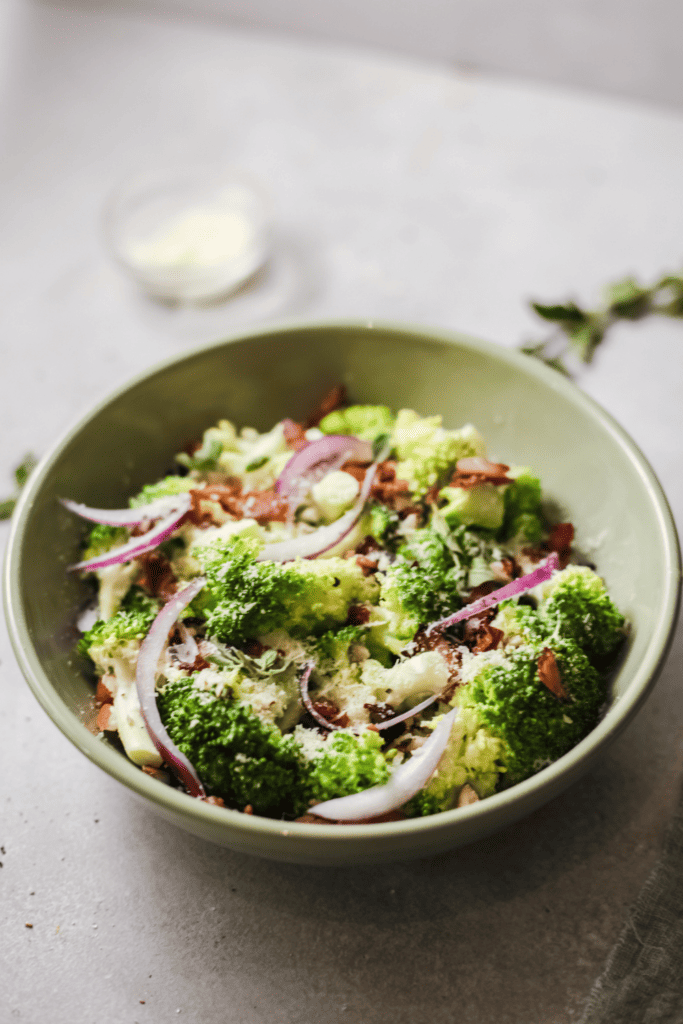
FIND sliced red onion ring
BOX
[60,493,191,527]
[309,707,459,821]
[67,494,193,572]
[275,434,373,498]
[425,551,560,636]
[136,576,207,798]
[257,454,383,563]
[373,692,441,731]
[299,660,338,731]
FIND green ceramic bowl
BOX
[4,322,680,865]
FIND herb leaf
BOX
[522,267,683,375]
[1,453,37,520]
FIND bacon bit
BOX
[355,535,382,556]
[366,724,380,733]
[450,456,511,489]
[537,648,569,701]
[304,384,348,428]
[346,604,371,625]
[310,699,349,729]
[96,679,114,705]
[411,627,462,681]
[136,550,178,601]
[363,701,397,723]
[472,623,504,653]
[295,809,407,825]
[491,556,519,582]
[356,555,379,577]
[467,580,503,602]
[340,458,416,514]
[243,804,254,815]
[96,704,116,732]
[457,783,480,807]
[525,522,575,568]
[282,418,309,451]
[202,795,226,807]
[242,638,267,658]
[141,765,169,781]
[543,522,574,567]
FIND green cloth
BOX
[579,782,683,1023]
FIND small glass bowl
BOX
[103,165,273,304]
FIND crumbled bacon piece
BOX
[282,418,309,451]
[347,604,371,625]
[537,648,569,701]
[472,623,504,653]
[355,535,382,556]
[356,555,379,577]
[190,483,290,524]
[524,522,575,568]
[96,704,116,732]
[242,638,267,658]
[450,456,511,489]
[311,699,349,729]
[96,679,114,706]
[239,491,290,524]
[202,795,226,807]
[411,627,462,683]
[467,581,502,602]
[136,550,178,601]
[187,482,242,526]
[304,384,347,428]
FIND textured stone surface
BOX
[2,5,683,1022]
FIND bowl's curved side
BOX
[4,320,681,864]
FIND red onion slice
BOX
[275,434,373,498]
[425,551,560,636]
[257,456,382,563]
[373,692,441,731]
[309,707,460,821]
[60,493,191,527]
[299,660,338,731]
[67,495,192,572]
[136,576,207,798]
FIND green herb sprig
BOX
[0,454,37,520]
[521,271,683,375]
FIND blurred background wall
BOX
[63,0,683,109]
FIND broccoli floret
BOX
[194,536,378,645]
[318,404,395,441]
[82,522,129,560]
[176,433,222,472]
[438,483,506,531]
[78,587,160,662]
[367,503,400,549]
[157,677,312,817]
[499,467,543,543]
[195,536,307,644]
[130,476,194,509]
[458,639,606,786]
[392,409,485,496]
[308,730,390,803]
[406,705,505,816]
[374,527,474,651]
[313,626,366,662]
[540,565,625,664]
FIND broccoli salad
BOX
[65,388,626,823]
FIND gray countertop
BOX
[2,4,683,1022]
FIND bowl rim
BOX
[4,318,681,844]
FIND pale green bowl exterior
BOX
[4,322,681,865]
